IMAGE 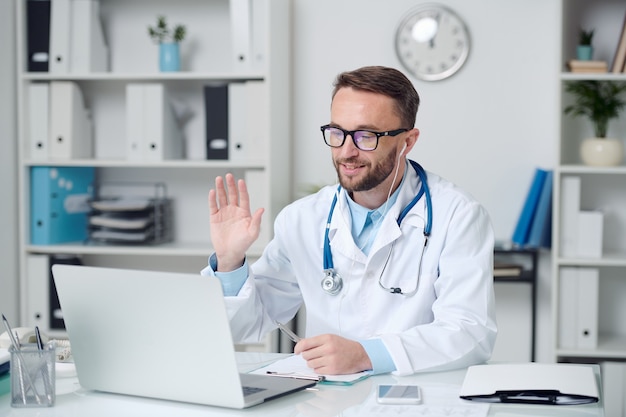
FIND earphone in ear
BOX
[399,143,407,156]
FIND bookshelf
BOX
[15,0,291,353]
[494,246,539,361]
[553,0,626,364]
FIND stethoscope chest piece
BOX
[321,269,343,295]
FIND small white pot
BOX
[580,138,624,166]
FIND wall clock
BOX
[394,4,470,81]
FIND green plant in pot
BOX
[564,80,626,166]
[148,16,187,72]
[576,28,594,61]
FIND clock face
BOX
[395,5,470,81]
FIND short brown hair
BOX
[332,66,420,128]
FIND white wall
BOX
[0,0,18,322]
[291,0,561,362]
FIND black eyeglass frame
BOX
[320,124,409,151]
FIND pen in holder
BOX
[9,342,56,408]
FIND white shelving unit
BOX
[15,0,291,353]
[552,0,626,363]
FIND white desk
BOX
[0,353,604,417]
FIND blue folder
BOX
[512,168,548,246]
[30,166,95,245]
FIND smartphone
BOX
[376,384,422,405]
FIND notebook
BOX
[459,363,599,405]
[52,264,316,409]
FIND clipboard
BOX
[459,363,599,405]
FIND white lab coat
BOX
[208,164,497,375]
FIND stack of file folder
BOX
[88,183,173,245]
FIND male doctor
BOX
[202,66,497,376]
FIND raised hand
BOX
[208,173,264,271]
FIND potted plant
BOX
[576,28,594,61]
[564,80,626,166]
[148,16,187,72]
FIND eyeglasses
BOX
[320,125,408,151]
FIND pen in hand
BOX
[276,321,302,343]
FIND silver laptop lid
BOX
[52,264,247,408]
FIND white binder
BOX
[230,0,251,69]
[25,254,50,330]
[49,0,72,74]
[70,0,109,73]
[125,84,183,161]
[143,84,184,161]
[49,81,93,159]
[577,211,603,258]
[558,267,578,350]
[576,267,599,350]
[27,83,50,160]
[559,176,580,257]
[125,83,144,161]
[229,81,267,164]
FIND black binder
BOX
[27,0,51,72]
[204,85,229,160]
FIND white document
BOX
[576,267,599,350]
[25,254,50,330]
[49,0,72,74]
[49,81,92,159]
[70,0,109,73]
[559,176,580,257]
[460,363,599,404]
[577,211,603,258]
[558,267,578,350]
[27,83,50,160]
[250,354,370,385]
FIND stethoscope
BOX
[321,160,433,296]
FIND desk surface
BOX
[0,353,604,417]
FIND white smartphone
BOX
[376,384,422,404]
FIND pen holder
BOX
[9,343,56,408]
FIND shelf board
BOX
[23,159,266,169]
[557,334,626,359]
[557,252,626,267]
[25,241,266,258]
[21,72,265,82]
[560,72,626,81]
[557,165,626,175]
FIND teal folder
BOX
[30,166,95,245]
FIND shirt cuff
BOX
[205,253,249,296]
[359,338,396,375]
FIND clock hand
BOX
[428,13,441,48]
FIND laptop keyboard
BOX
[242,386,267,397]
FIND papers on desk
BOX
[250,354,371,385]
[460,363,599,405]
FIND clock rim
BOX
[394,4,471,81]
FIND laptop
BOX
[51,264,316,409]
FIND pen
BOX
[2,314,21,350]
[35,326,44,351]
[276,321,302,343]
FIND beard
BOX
[333,150,396,193]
